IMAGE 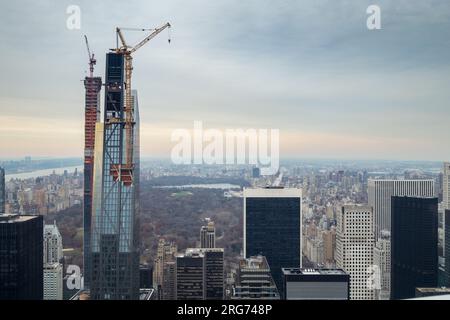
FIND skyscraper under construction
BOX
[90,52,140,300]
[83,68,101,289]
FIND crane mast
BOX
[112,22,171,185]
[84,35,97,77]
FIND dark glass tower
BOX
[0,214,43,300]
[90,53,140,300]
[244,187,302,292]
[0,167,5,213]
[445,210,450,286]
[391,196,438,300]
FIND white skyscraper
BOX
[373,231,391,300]
[336,205,375,300]
[368,179,435,239]
[44,222,63,264]
[43,263,63,300]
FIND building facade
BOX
[83,74,102,288]
[231,255,280,300]
[373,231,391,300]
[200,219,215,249]
[44,263,63,300]
[0,167,5,213]
[175,248,224,300]
[90,53,140,300]
[44,222,63,265]
[244,187,302,292]
[336,205,375,300]
[368,179,435,240]
[0,214,43,300]
[391,196,438,300]
[282,268,349,300]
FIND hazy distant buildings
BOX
[282,268,349,300]
[336,205,375,300]
[374,231,391,300]
[231,255,280,300]
[175,248,224,300]
[0,214,43,300]
[391,196,438,300]
[44,263,63,300]
[244,187,302,291]
[200,219,215,249]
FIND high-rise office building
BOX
[445,210,450,286]
[203,249,224,299]
[368,179,435,240]
[244,187,302,292]
[391,196,438,300]
[0,167,5,213]
[175,250,205,300]
[162,261,176,300]
[139,264,153,289]
[336,205,375,300]
[175,248,224,300]
[373,230,391,300]
[231,255,280,300]
[0,214,43,300]
[443,163,450,210]
[44,263,63,300]
[282,268,349,300]
[90,52,140,300]
[44,222,63,265]
[200,219,215,248]
[368,179,435,299]
[153,238,177,299]
[322,228,336,264]
[83,72,102,289]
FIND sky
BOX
[0,0,450,161]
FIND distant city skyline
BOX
[1,1,450,160]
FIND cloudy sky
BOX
[1,0,449,160]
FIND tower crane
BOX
[111,22,171,185]
[84,35,97,77]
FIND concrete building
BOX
[336,205,375,300]
[231,255,280,300]
[200,218,215,249]
[44,263,63,300]
[374,230,391,300]
[44,222,63,265]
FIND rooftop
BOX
[282,268,348,276]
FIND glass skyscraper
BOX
[0,214,43,300]
[391,196,438,300]
[244,187,302,292]
[90,53,140,300]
